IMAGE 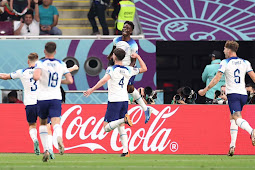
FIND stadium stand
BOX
[53,0,115,35]
[0,21,13,35]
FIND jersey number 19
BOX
[48,71,58,87]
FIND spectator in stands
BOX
[246,83,255,104]
[39,0,62,35]
[88,0,109,35]
[111,0,135,35]
[10,0,30,20]
[202,50,225,104]
[14,2,39,36]
[8,90,23,103]
[0,0,12,21]
[30,0,42,9]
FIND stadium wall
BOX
[0,39,156,91]
[1,104,255,155]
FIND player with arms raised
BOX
[108,21,152,124]
[84,48,147,157]
[33,42,73,162]
[199,40,255,156]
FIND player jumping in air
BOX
[107,21,152,124]
[84,48,147,157]
[199,40,255,156]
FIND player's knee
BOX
[127,85,134,93]
[29,123,36,129]
[40,118,47,125]
[233,111,242,119]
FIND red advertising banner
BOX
[1,104,255,154]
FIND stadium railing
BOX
[0,35,145,40]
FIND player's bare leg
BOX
[29,123,40,155]
[233,111,255,146]
[51,117,64,155]
[128,85,151,124]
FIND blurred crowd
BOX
[0,0,136,36]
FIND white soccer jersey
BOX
[116,41,131,66]
[218,57,253,95]
[10,67,37,106]
[106,65,140,102]
[35,58,69,101]
[113,37,138,66]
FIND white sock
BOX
[48,135,53,151]
[131,88,147,111]
[104,118,125,132]
[230,119,238,148]
[39,125,49,152]
[29,128,37,142]
[118,126,128,153]
[53,124,63,138]
[236,118,253,135]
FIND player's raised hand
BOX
[34,0,38,3]
[131,53,139,58]
[198,89,206,96]
[72,64,79,71]
[83,88,93,97]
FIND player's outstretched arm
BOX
[198,71,223,96]
[83,74,110,97]
[61,73,73,84]
[68,65,79,73]
[248,71,255,83]
[131,53,147,73]
[33,69,41,81]
[0,73,11,80]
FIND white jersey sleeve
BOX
[62,62,70,75]
[245,60,253,73]
[113,37,118,46]
[218,60,227,73]
[106,66,113,77]
[10,69,23,79]
[129,67,140,76]
[35,60,43,69]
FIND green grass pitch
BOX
[1,153,255,170]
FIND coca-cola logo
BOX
[54,105,179,153]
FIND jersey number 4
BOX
[234,69,240,83]
[119,77,124,88]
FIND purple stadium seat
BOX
[0,21,13,35]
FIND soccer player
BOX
[84,48,147,157]
[199,40,255,156]
[0,53,40,155]
[47,64,79,160]
[107,21,152,124]
[33,42,73,162]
